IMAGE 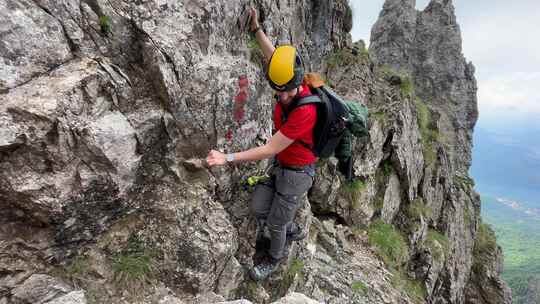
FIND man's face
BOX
[276,87,298,104]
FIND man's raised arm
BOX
[249,8,275,62]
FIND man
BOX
[206,8,317,281]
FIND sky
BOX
[350,0,540,123]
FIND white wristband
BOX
[226,153,235,163]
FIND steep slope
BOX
[0,0,510,303]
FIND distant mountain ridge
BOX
[471,123,540,206]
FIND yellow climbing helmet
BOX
[266,45,305,92]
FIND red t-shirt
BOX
[273,84,317,166]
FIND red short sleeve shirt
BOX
[273,84,317,166]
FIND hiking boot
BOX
[250,256,280,281]
[286,226,307,242]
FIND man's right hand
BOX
[206,149,227,167]
[249,7,259,32]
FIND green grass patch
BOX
[53,256,102,303]
[112,252,155,289]
[112,235,156,291]
[379,65,395,77]
[426,229,450,262]
[367,217,426,303]
[368,219,409,270]
[455,174,476,189]
[247,36,260,50]
[381,159,393,177]
[351,280,368,295]
[242,280,261,301]
[423,142,437,167]
[288,259,304,277]
[55,255,95,289]
[407,198,432,220]
[66,256,91,281]
[370,111,386,122]
[374,197,384,210]
[326,48,359,70]
[471,222,498,274]
[378,66,414,96]
[400,75,413,96]
[99,15,112,35]
[280,258,304,292]
[360,47,369,58]
[343,179,366,192]
[352,41,369,58]
[390,269,427,304]
[476,222,497,253]
[415,98,430,133]
[342,179,366,208]
[415,98,439,167]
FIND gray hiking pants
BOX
[249,164,315,260]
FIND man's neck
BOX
[280,86,303,106]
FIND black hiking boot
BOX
[250,256,281,281]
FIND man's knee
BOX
[267,217,286,235]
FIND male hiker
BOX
[206,8,316,281]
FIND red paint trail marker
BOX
[233,75,249,122]
[225,129,233,142]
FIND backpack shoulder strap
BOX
[296,95,322,106]
[281,94,321,121]
[280,94,323,152]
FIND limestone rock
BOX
[12,274,71,304]
[0,0,73,91]
[270,293,322,304]
[45,291,86,304]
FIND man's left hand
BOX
[207,150,227,167]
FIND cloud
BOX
[528,148,540,161]
[459,7,540,77]
[478,72,540,114]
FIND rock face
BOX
[0,0,510,303]
[371,0,478,175]
[464,244,512,304]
